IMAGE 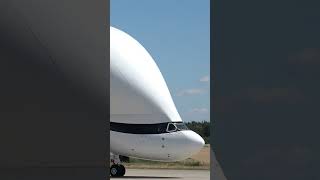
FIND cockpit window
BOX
[175,122,189,130]
[166,122,189,132]
[166,123,177,132]
[110,122,189,134]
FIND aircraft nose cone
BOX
[176,130,205,160]
[188,130,205,150]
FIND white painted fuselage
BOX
[110,26,205,162]
[110,130,204,161]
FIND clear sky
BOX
[111,0,210,122]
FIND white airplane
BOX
[110,26,205,177]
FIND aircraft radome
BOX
[110,26,205,177]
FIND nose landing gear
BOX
[110,153,126,177]
[110,164,125,177]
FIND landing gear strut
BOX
[110,153,126,177]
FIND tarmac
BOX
[110,168,210,180]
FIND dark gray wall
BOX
[213,0,320,179]
[0,0,108,177]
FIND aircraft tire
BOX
[110,164,125,177]
[119,164,126,176]
[110,164,119,177]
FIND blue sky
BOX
[111,0,210,122]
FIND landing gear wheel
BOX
[110,164,126,177]
[118,164,126,176]
[110,165,119,177]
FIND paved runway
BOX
[110,169,210,180]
